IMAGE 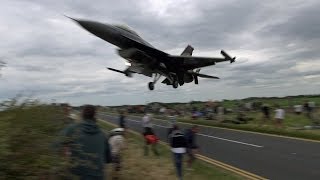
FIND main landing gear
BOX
[148,74,180,90]
[172,78,179,89]
[148,73,161,91]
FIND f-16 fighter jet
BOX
[69,17,235,90]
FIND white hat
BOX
[111,128,125,132]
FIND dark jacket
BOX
[119,115,126,128]
[185,129,198,149]
[62,119,111,178]
[170,129,187,148]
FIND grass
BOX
[98,121,244,180]
[0,102,70,179]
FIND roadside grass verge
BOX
[0,103,70,179]
[98,120,244,180]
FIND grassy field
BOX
[221,95,320,108]
[98,121,244,180]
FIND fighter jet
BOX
[69,17,236,90]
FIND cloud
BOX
[0,0,319,105]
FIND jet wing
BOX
[169,50,235,70]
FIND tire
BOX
[148,82,155,90]
[172,80,178,89]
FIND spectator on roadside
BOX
[308,101,315,119]
[142,113,153,133]
[261,104,270,123]
[167,109,177,139]
[274,105,285,128]
[184,125,200,170]
[61,105,112,180]
[169,125,187,180]
[304,101,312,119]
[62,104,74,124]
[217,106,224,121]
[109,128,126,179]
[143,127,159,156]
[293,104,303,115]
[118,110,126,129]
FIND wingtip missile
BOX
[221,50,236,63]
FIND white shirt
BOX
[142,114,153,128]
[167,115,177,128]
[171,147,186,153]
[294,105,302,112]
[274,109,285,119]
[109,135,125,155]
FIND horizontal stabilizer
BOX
[221,50,236,63]
[107,67,133,77]
[107,67,125,74]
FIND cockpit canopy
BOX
[114,25,140,37]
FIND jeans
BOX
[173,153,183,180]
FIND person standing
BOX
[274,106,285,128]
[119,110,126,129]
[184,125,200,170]
[260,104,270,125]
[142,113,153,133]
[108,128,126,179]
[143,127,159,156]
[169,125,187,180]
[61,105,112,180]
[167,109,177,140]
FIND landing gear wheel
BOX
[172,80,179,89]
[148,82,155,91]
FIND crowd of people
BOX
[58,99,318,180]
[59,105,200,180]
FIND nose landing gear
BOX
[148,73,161,91]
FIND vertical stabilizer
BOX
[181,45,194,56]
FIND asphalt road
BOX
[98,113,320,180]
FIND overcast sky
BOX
[0,0,319,106]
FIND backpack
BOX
[145,134,159,144]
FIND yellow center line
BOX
[98,118,268,180]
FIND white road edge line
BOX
[126,118,263,148]
[199,133,264,148]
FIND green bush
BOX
[0,101,70,179]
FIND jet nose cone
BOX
[66,16,112,36]
[66,16,92,29]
